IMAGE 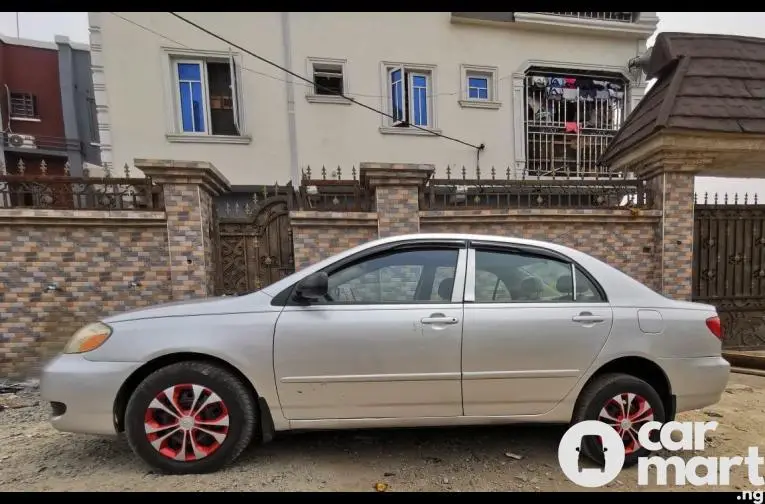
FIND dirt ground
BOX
[1,373,764,492]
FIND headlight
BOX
[63,322,113,354]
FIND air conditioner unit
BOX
[7,133,37,149]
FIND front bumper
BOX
[40,353,142,436]
[659,355,731,413]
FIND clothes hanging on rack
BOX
[562,88,578,101]
[527,75,625,130]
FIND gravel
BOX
[1,374,764,492]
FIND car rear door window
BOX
[474,249,572,303]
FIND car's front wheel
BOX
[124,361,257,474]
[572,373,666,468]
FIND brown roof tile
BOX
[600,32,765,166]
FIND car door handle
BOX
[421,316,459,325]
[572,312,605,324]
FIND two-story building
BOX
[91,12,658,186]
[0,35,101,176]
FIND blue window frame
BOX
[468,76,489,100]
[390,69,404,123]
[388,66,431,127]
[411,74,428,126]
[176,61,206,133]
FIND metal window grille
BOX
[10,93,37,118]
[524,72,626,178]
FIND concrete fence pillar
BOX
[359,162,434,238]
[135,159,230,300]
[645,168,696,300]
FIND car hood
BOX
[102,291,273,323]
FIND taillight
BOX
[706,316,723,341]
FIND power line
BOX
[109,12,472,100]
[167,12,483,151]
[109,13,295,88]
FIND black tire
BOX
[124,361,257,474]
[571,373,665,468]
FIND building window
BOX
[306,57,350,105]
[9,92,38,119]
[313,63,343,95]
[459,65,500,110]
[379,62,440,135]
[524,70,626,178]
[171,57,244,136]
[468,76,489,100]
[384,64,434,128]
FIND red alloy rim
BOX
[597,393,655,454]
[144,384,230,461]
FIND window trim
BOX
[379,60,442,136]
[465,241,608,304]
[306,56,351,105]
[459,64,501,110]
[276,239,468,307]
[161,46,251,144]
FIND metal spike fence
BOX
[694,191,762,206]
[0,159,163,210]
[298,165,654,211]
[3,157,761,213]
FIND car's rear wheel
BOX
[572,373,665,468]
[124,361,257,474]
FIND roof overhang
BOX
[607,129,765,179]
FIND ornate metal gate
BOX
[693,195,765,349]
[215,188,295,296]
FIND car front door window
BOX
[326,249,459,304]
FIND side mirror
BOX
[295,272,329,300]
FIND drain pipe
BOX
[281,12,300,186]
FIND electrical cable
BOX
[167,12,483,151]
[110,13,457,100]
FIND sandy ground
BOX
[1,373,764,492]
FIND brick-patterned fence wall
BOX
[420,209,661,290]
[0,210,171,376]
[291,212,378,271]
[0,158,695,378]
[0,160,230,378]
[291,162,687,297]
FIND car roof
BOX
[366,233,571,250]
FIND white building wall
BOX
[92,12,655,186]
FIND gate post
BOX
[359,162,433,238]
[134,159,231,300]
[645,168,696,300]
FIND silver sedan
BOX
[40,233,730,474]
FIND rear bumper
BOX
[40,353,141,436]
[659,356,730,413]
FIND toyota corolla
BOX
[40,233,730,474]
